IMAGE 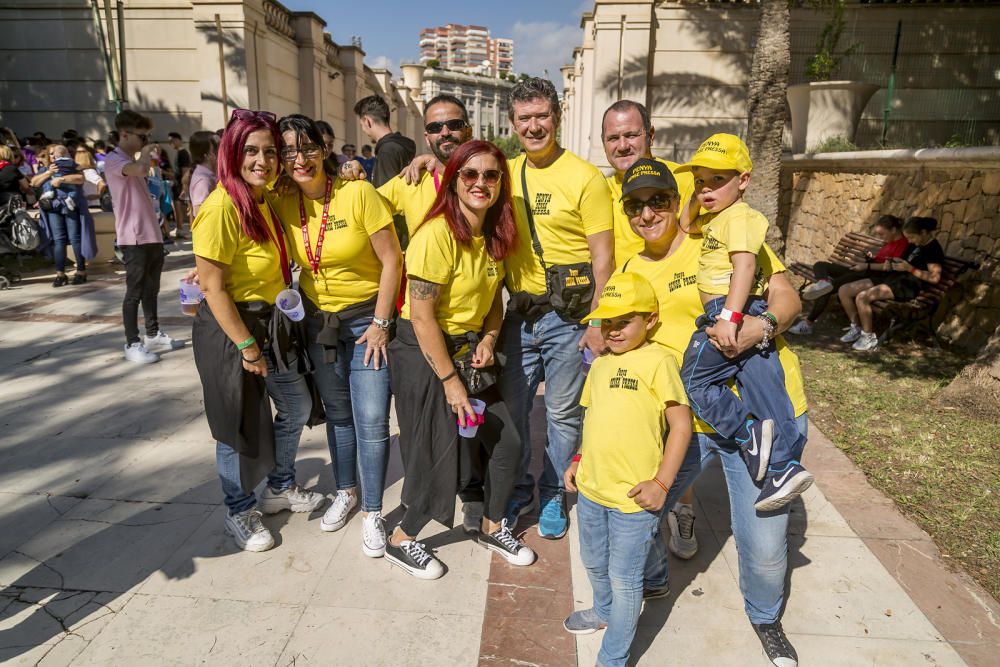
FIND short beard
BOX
[431,136,463,164]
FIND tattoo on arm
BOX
[409,278,440,301]
[423,353,439,375]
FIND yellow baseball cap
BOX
[675,133,753,174]
[581,272,659,324]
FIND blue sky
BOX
[291,1,593,80]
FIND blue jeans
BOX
[682,296,805,469]
[307,313,391,512]
[216,360,314,515]
[48,208,85,273]
[645,413,808,625]
[499,309,586,504]
[577,493,661,667]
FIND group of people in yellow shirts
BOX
[185,78,808,667]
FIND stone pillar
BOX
[338,45,365,146]
[291,12,327,120]
[473,89,483,139]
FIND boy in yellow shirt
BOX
[676,134,813,511]
[561,272,692,667]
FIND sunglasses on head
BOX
[459,168,501,188]
[425,119,468,134]
[230,108,277,124]
[622,193,676,218]
[279,144,323,161]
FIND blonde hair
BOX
[75,146,96,169]
[0,145,13,161]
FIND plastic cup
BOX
[276,288,305,322]
[458,398,487,438]
[179,278,204,317]
[581,347,596,375]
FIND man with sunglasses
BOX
[354,95,416,189]
[104,110,180,364]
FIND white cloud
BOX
[368,55,395,72]
[511,21,581,80]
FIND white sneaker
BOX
[65,196,76,211]
[362,511,387,557]
[787,320,814,336]
[144,330,183,352]
[258,484,325,515]
[801,279,833,301]
[667,503,698,560]
[840,323,862,343]
[224,508,274,552]
[320,490,357,532]
[124,342,159,364]
[852,331,879,351]
[39,190,55,202]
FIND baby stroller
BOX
[0,196,42,289]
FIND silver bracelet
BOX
[755,314,776,350]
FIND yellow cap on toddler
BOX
[675,133,753,174]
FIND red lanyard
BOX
[264,201,293,287]
[432,168,440,192]
[298,176,333,276]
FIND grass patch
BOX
[794,318,1000,599]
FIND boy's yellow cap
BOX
[581,272,659,324]
[675,133,753,174]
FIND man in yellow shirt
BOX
[500,77,614,539]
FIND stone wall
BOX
[780,147,1000,351]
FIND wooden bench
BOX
[787,231,882,288]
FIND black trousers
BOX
[121,243,164,344]
[807,261,871,321]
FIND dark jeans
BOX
[121,243,164,345]
[681,296,806,470]
[807,261,869,321]
[49,209,85,273]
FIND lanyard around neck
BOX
[264,201,292,287]
[298,176,333,276]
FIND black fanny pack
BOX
[520,160,594,322]
[446,332,502,396]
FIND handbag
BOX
[520,160,594,321]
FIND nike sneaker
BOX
[737,418,773,482]
[755,461,814,512]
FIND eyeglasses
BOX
[459,168,501,188]
[230,108,277,124]
[126,131,150,143]
[623,193,676,218]
[425,119,468,134]
[280,144,323,161]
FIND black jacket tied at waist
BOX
[302,292,378,364]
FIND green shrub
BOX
[810,136,859,153]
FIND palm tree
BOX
[744,0,791,253]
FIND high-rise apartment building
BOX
[419,24,513,77]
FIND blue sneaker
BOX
[755,461,814,512]
[736,418,773,482]
[563,607,606,635]
[537,492,568,540]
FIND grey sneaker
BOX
[321,490,357,532]
[787,319,814,336]
[840,323,862,343]
[259,484,324,515]
[801,279,833,301]
[563,608,607,635]
[224,508,274,552]
[852,331,879,351]
[462,501,484,535]
[667,503,698,560]
[753,621,798,667]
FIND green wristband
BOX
[762,312,778,328]
[236,336,257,350]
[589,319,601,327]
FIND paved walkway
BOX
[1,246,997,666]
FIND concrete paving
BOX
[0,248,996,666]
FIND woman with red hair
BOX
[386,140,535,579]
[191,110,324,554]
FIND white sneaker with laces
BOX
[124,342,159,364]
[362,511,387,557]
[667,503,699,560]
[224,508,275,552]
[852,331,879,351]
[65,196,76,211]
[259,484,324,514]
[144,330,183,352]
[840,323,862,343]
[787,320,814,336]
[321,490,357,532]
[801,279,833,301]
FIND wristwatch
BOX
[372,317,391,330]
[718,308,744,324]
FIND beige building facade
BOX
[562,0,1000,168]
[421,68,515,140]
[0,0,425,151]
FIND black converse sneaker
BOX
[385,538,445,580]
[478,519,536,566]
[753,621,798,667]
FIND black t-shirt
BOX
[175,148,192,173]
[904,239,945,271]
[0,163,24,199]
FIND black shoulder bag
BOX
[520,160,595,322]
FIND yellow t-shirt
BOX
[191,185,285,304]
[696,201,770,295]
[607,157,695,268]
[377,170,440,237]
[620,233,808,431]
[400,216,505,335]
[272,179,392,312]
[577,344,688,512]
[505,151,613,295]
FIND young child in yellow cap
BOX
[561,271,692,667]
[676,133,813,512]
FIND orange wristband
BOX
[651,477,669,493]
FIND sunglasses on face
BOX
[280,144,323,161]
[126,131,150,143]
[459,168,501,188]
[230,108,277,123]
[425,119,468,134]
[623,193,676,218]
